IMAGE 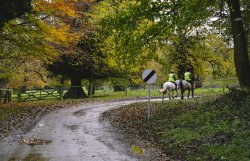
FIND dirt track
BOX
[0,99,168,161]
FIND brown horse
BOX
[176,80,194,99]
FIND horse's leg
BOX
[181,89,184,99]
[168,90,171,100]
[175,89,178,98]
[162,94,164,100]
[191,83,194,98]
[191,88,194,97]
[187,90,190,98]
[172,90,174,99]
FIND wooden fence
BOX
[14,86,64,102]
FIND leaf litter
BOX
[19,138,52,146]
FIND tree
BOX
[0,0,32,29]
[48,33,111,98]
[0,0,32,88]
[43,0,116,99]
[226,0,250,88]
[94,0,250,89]
[159,31,235,80]
[7,58,48,89]
[92,0,154,91]
[0,0,80,89]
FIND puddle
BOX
[63,124,79,131]
[38,123,45,127]
[73,109,88,117]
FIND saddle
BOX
[170,81,177,89]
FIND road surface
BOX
[0,99,167,161]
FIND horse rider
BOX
[184,71,194,88]
[168,70,177,90]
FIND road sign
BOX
[142,69,157,119]
[142,69,157,84]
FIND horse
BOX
[160,82,178,100]
[176,80,194,99]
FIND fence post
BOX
[59,86,64,100]
[4,91,8,103]
[90,83,93,98]
[17,88,22,102]
[39,88,42,100]
[8,90,12,102]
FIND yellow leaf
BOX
[131,145,143,155]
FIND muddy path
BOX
[0,99,167,161]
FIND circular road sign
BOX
[142,69,157,84]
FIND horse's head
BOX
[192,74,200,81]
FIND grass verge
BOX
[104,90,250,161]
[0,99,87,121]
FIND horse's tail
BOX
[179,80,184,91]
[160,83,168,94]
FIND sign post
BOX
[142,69,157,119]
[147,84,151,119]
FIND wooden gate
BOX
[17,87,64,102]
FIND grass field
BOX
[9,87,229,102]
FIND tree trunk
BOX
[227,0,250,89]
[63,74,87,99]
